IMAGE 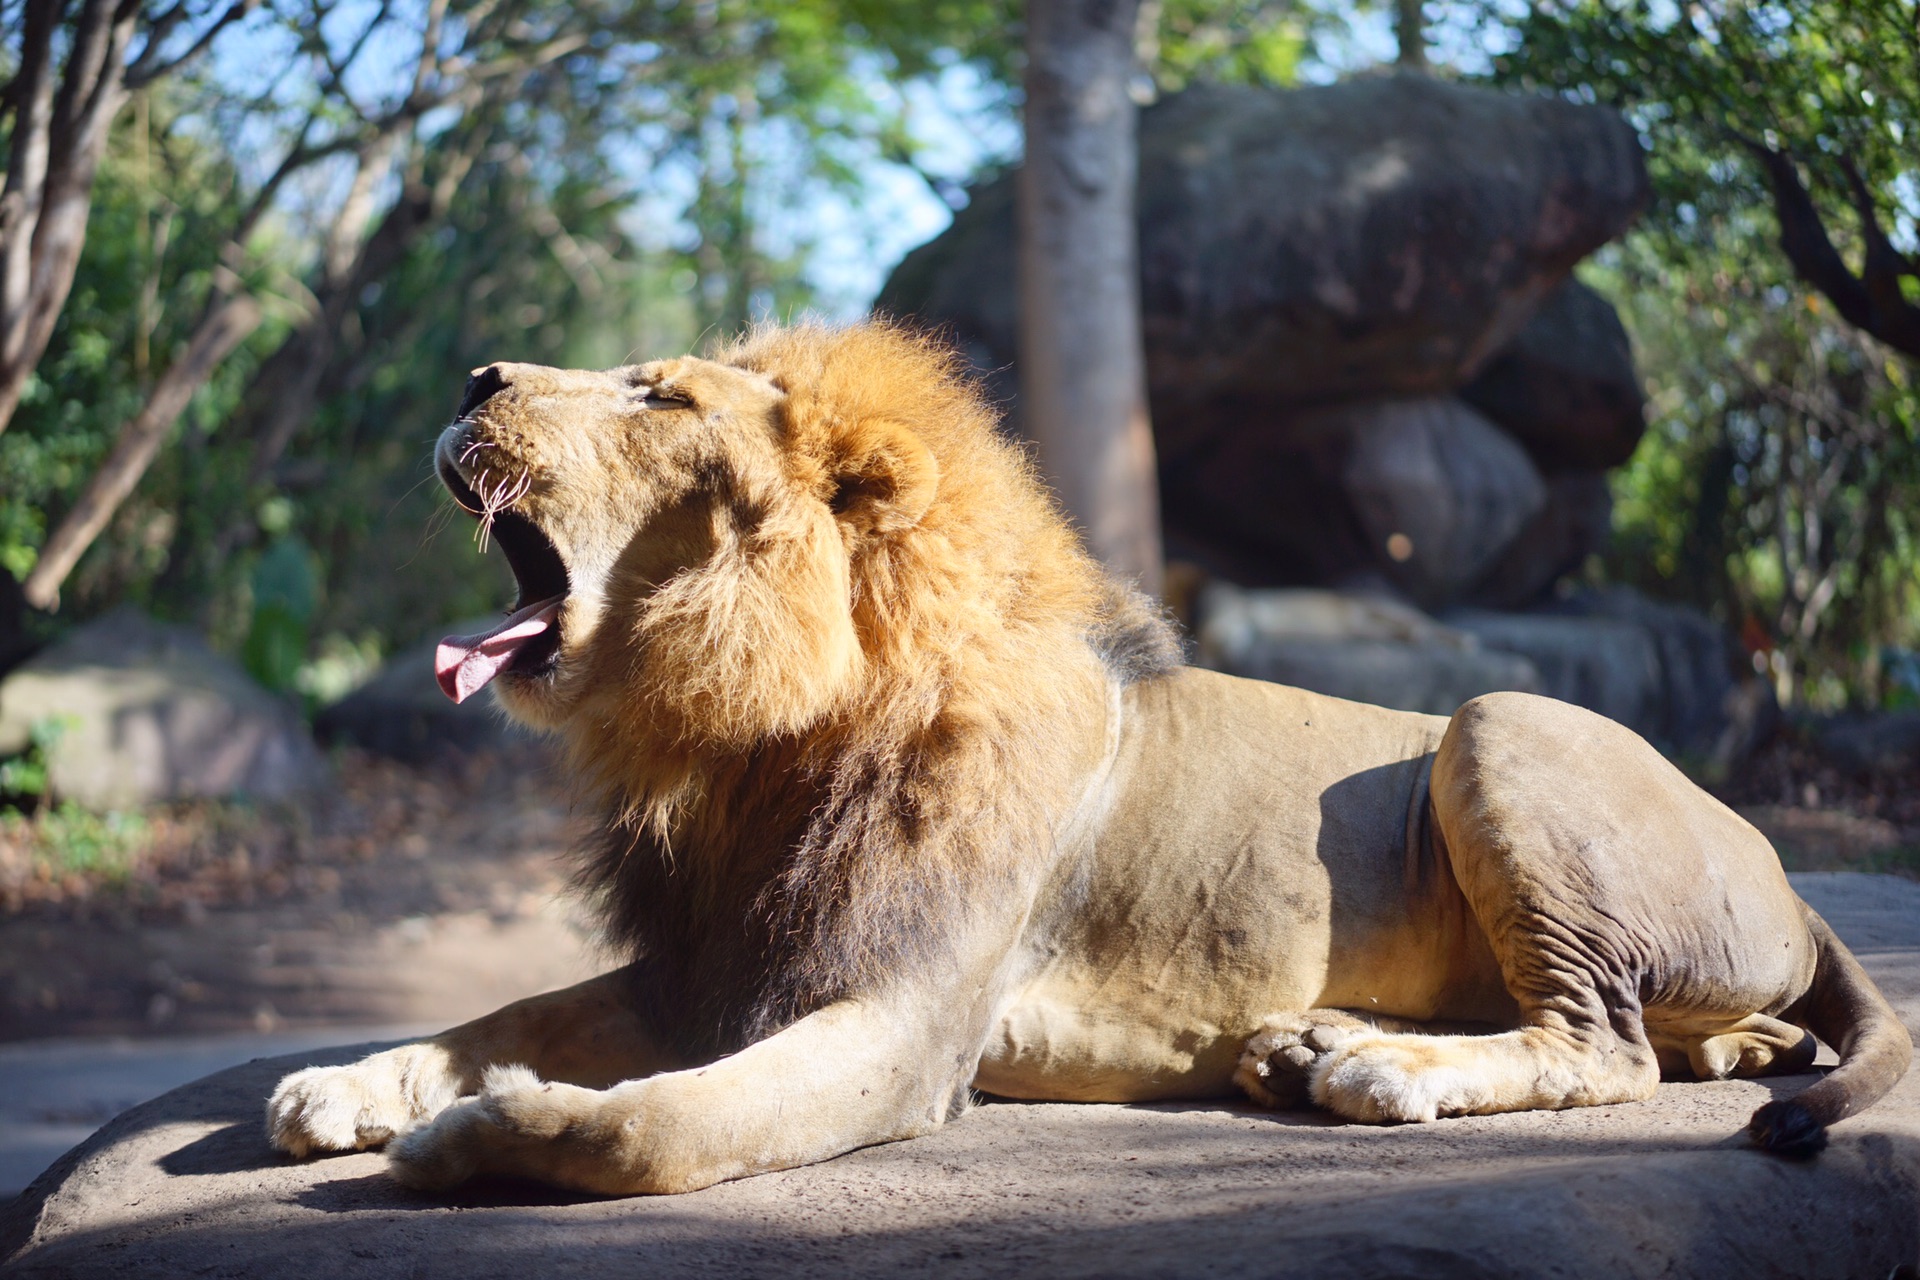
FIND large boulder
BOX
[0,608,324,809]
[1448,587,1768,761]
[1460,277,1647,471]
[1336,398,1547,608]
[1194,584,1764,762]
[1544,587,1760,758]
[1813,711,1920,777]
[881,76,1647,609]
[1462,470,1614,609]
[1159,397,1549,608]
[1195,585,1543,716]
[314,625,526,763]
[1443,609,1665,738]
[877,75,1648,458]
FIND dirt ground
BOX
[0,747,603,1042]
[0,729,1912,1045]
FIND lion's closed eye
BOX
[633,386,693,409]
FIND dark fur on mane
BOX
[574,588,1175,1057]
[1090,580,1187,686]
[574,731,1040,1055]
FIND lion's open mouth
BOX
[434,436,571,704]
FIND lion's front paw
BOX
[386,1095,491,1190]
[1313,1039,1462,1123]
[267,1043,461,1158]
[1235,1013,1371,1109]
[386,1064,590,1191]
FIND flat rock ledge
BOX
[7,873,1920,1279]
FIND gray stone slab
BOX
[5,873,1920,1278]
[0,1027,434,1199]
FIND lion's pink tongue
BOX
[434,596,564,704]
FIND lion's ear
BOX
[825,419,938,538]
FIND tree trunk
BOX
[1395,0,1428,73]
[0,0,140,437]
[22,288,262,609]
[1019,0,1163,595]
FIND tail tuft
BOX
[1748,1098,1829,1159]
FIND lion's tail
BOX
[1747,902,1912,1158]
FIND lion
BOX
[267,321,1910,1195]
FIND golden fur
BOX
[490,324,1173,1041]
[266,321,1907,1196]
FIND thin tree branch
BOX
[127,0,260,88]
[22,282,264,610]
[1744,141,1920,360]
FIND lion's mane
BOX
[560,323,1180,1052]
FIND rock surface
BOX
[4,873,1919,1278]
[1156,397,1570,603]
[1194,584,1760,758]
[1461,469,1614,609]
[1459,276,1647,471]
[1335,398,1547,608]
[1814,711,1920,778]
[314,626,526,763]
[881,76,1648,452]
[880,76,1648,609]
[1540,586,1760,758]
[1195,585,1544,716]
[1444,609,1665,739]
[0,608,325,808]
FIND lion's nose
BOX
[458,365,511,418]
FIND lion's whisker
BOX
[473,467,500,553]
[469,465,535,556]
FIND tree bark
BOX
[1746,144,1920,360]
[1019,0,1163,595]
[22,287,263,609]
[1395,0,1428,72]
[0,0,256,438]
[0,0,140,436]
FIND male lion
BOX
[268,323,1909,1195]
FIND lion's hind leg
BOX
[1235,1009,1430,1109]
[1647,1011,1818,1082]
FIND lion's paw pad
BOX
[1234,1016,1367,1109]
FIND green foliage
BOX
[1144,0,1308,92]
[0,803,150,883]
[0,91,292,621]
[1493,0,1919,251]
[1493,1,1920,710]
[1591,241,1920,708]
[242,532,320,692]
[0,715,78,807]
